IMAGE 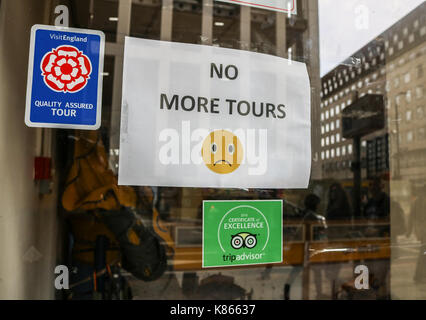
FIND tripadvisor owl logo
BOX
[231,232,257,249]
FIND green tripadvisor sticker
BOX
[202,200,283,268]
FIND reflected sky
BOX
[319,0,425,76]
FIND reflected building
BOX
[319,2,425,190]
[318,4,426,299]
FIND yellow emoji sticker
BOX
[201,130,243,174]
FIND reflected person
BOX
[284,194,324,299]
[326,183,353,220]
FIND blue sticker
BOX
[25,25,105,129]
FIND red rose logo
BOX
[40,45,92,93]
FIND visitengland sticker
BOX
[25,24,105,129]
[202,200,283,268]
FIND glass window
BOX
[405,72,411,83]
[406,90,412,103]
[386,81,391,92]
[417,106,424,119]
[418,64,424,78]
[2,0,426,302]
[394,76,400,88]
[416,86,424,99]
[418,128,425,140]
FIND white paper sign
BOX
[118,37,311,189]
[215,0,297,14]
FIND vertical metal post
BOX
[109,0,132,163]
[302,222,311,300]
[88,0,95,28]
[240,6,251,50]
[41,0,55,160]
[201,0,213,45]
[276,12,286,57]
[353,135,362,217]
[303,0,322,180]
[394,99,401,179]
[116,0,132,43]
[300,0,321,299]
[161,0,173,41]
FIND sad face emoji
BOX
[201,130,243,174]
